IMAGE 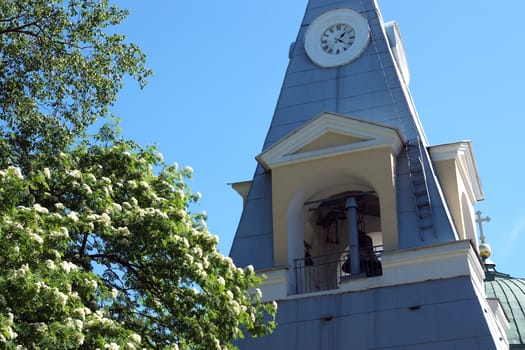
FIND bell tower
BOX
[230,1,509,348]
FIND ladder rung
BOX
[415,189,427,196]
[417,201,430,209]
[419,213,432,220]
[407,138,434,237]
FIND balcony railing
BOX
[294,247,382,294]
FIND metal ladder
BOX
[406,138,434,240]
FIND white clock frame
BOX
[304,8,370,68]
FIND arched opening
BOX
[295,191,383,294]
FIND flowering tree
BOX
[1,1,276,348]
[0,139,276,349]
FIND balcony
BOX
[294,247,382,294]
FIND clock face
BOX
[321,23,356,55]
[304,9,370,68]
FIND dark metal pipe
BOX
[346,197,360,274]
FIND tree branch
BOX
[0,20,39,35]
[79,232,89,257]
[88,253,168,306]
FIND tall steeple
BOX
[230,1,509,348]
[231,0,457,269]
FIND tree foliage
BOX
[0,138,276,349]
[0,1,276,349]
[0,0,151,168]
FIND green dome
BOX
[485,266,525,349]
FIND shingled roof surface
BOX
[485,270,525,348]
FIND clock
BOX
[321,23,356,55]
[304,8,370,68]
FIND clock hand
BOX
[338,31,355,44]
[335,31,347,43]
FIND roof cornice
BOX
[429,141,484,202]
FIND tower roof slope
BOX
[262,1,424,151]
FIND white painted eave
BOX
[256,112,406,171]
[429,141,484,201]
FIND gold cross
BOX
[475,210,491,243]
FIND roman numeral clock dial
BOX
[321,24,356,55]
[305,9,370,68]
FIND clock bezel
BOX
[304,8,370,68]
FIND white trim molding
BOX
[429,141,484,202]
[257,112,405,171]
[385,21,410,85]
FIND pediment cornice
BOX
[257,112,405,171]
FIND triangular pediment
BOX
[293,131,367,154]
[257,112,405,170]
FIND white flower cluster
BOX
[82,183,93,194]
[137,207,168,220]
[229,299,243,318]
[86,279,98,290]
[217,276,225,287]
[60,261,79,273]
[29,232,44,244]
[49,227,69,240]
[33,203,49,214]
[73,307,92,321]
[67,211,80,222]
[49,249,61,259]
[101,176,111,184]
[55,202,66,210]
[13,264,30,279]
[102,183,113,197]
[84,309,117,333]
[3,166,24,180]
[54,288,68,306]
[45,260,56,270]
[43,167,51,179]
[115,226,130,236]
[160,180,175,192]
[111,202,122,212]
[172,235,190,249]
[67,169,82,179]
[99,213,111,225]
[86,173,97,183]
[0,313,17,342]
[126,180,137,189]
[32,280,75,310]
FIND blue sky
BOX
[112,1,525,278]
